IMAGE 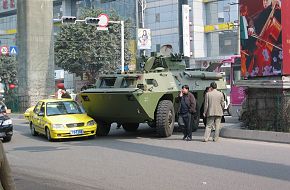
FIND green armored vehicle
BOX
[79,51,226,137]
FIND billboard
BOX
[182,4,191,57]
[282,0,290,75]
[138,29,151,50]
[240,0,282,77]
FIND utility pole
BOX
[17,0,55,110]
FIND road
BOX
[2,118,290,190]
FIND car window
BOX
[121,77,137,88]
[46,101,85,116]
[33,102,43,114]
[39,104,45,115]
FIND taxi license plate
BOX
[70,130,83,135]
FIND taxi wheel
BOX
[30,123,38,136]
[45,128,53,142]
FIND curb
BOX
[220,126,290,144]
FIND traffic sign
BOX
[97,14,109,31]
[0,46,9,55]
[9,46,18,55]
[97,14,109,27]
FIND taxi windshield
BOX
[46,101,85,116]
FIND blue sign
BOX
[9,46,18,55]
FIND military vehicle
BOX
[79,46,226,137]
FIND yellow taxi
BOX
[24,106,34,120]
[27,99,97,141]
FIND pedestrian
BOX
[177,85,196,141]
[203,82,225,142]
[200,87,211,126]
[61,88,72,99]
[0,141,16,190]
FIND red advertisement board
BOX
[240,0,282,77]
[282,0,290,75]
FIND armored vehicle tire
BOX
[122,123,139,132]
[156,100,175,137]
[96,122,111,136]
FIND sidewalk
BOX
[221,116,290,144]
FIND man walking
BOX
[203,82,225,142]
[178,85,196,141]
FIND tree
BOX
[55,8,133,83]
[0,55,17,95]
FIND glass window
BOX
[99,78,116,88]
[121,77,137,88]
[46,101,84,116]
[33,102,43,114]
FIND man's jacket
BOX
[204,89,225,117]
[177,92,196,114]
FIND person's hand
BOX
[179,91,183,97]
[248,28,255,36]
[272,0,281,8]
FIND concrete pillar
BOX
[62,0,77,16]
[17,0,55,110]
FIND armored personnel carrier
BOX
[79,48,226,137]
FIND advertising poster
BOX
[282,0,290,75]
[138,29,151,50]
[240,0,282,77]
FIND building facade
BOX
[143,0,239,67]
[0,0,16,47]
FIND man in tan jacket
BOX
[203,82,225,142]
[0,141,16,190]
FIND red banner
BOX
[282,0,290,75]
[240,0,282,77]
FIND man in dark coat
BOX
[177,85,196,141]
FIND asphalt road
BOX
[2,118,290,190]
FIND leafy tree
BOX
[55,8,133,83]
[0,55,17,95]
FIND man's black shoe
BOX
[186,137,192,141]
[183,136,187,140]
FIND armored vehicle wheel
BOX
[156,100,175,137]
[96,122,111,136]
[122,123,139,132]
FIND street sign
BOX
[9,46,18,55]
[0,46,9,55]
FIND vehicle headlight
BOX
[52,124,65,129]
[87,120,96,126]
[2,119,12,125]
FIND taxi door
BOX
[37,103,47,134]
[31,102,44,134]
